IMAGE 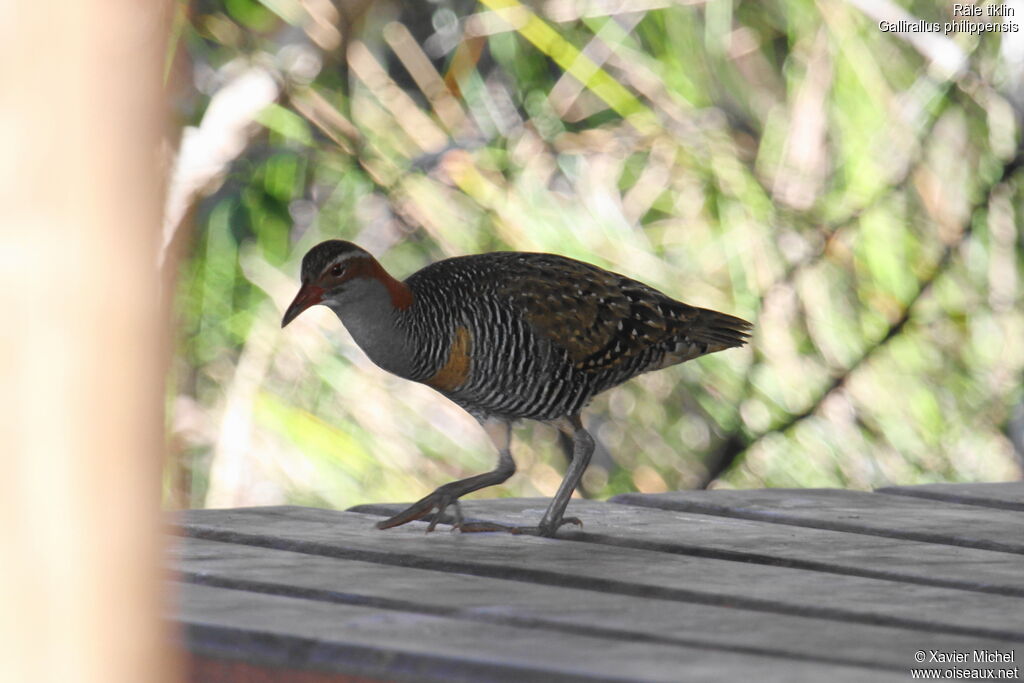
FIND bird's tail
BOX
[687,307,752,353]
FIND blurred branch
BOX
[289,87,358,154]
[479,0,656,130]
[383,21,471,136]
[161,64,280,268]
[548,12,646,121]
[347,40,450,154]
[699,144,1024,488]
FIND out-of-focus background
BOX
[166,0,1024,512]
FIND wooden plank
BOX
[173,536,1018,672]
[178,506,1024,641]
[187,655,382,683]
[610,488,1024,554]
[350,497,1024,597]
[175,581,906,682]
[878,482,1024,512]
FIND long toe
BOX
[475,517,583,538]
[455,520,522,534]
[376,493,443,530]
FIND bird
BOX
[281,240,751,537]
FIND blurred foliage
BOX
[166,0,1024,510]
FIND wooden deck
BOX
[171,483,1024,682]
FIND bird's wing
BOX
[497,255,679,372]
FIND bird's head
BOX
[281,240,411,327]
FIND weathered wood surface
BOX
[612,487,1024,553]
[172,484,1024,682]
[878,482,1024,511]
[357,497,1024,596]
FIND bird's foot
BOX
[457,516,583,538]
[376,486,584,538]
[375,489,464,532]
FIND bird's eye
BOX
[330,264,345,277]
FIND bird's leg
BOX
[459,415,593,537]
[557,427,594,498]
[376,417,516,532]
[530,415,592,536]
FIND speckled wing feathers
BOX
[494,254,750,374]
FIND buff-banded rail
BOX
[282,240,751,536]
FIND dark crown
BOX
[300,240,369,282]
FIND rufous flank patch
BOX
[425,325,472,391]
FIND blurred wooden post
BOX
[0,1,178,682]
